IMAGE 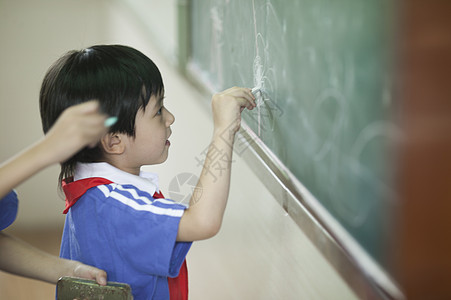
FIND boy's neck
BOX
[103,158,141,176]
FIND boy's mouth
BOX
[166,131,172,146]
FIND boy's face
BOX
[122,91,175,173]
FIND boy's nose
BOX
[166,110,175,126]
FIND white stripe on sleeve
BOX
[96,185,183,217]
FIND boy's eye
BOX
[156,107,163,116]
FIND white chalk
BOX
[251,87,261,96]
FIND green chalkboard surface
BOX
[190,0,396,266]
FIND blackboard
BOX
[189,0,396,268]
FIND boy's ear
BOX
[101,133,125,155]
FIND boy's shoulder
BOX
[81,182,186,218]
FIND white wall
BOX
[0,0,357,299]
[1,0,107,229]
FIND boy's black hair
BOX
[39,44,164,182]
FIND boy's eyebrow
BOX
[157,95,165,107]
[149,95,164,111]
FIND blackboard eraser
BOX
[56,276,132,300]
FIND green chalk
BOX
[104,116,118,127]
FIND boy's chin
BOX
[148,154,169,165]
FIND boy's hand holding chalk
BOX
[251,86,261,97]
[177,86,256,241]
[211,87,256,136]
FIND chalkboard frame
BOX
[177,0,404,298]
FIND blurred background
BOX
[1,0,450,299]
[0,0,357,299]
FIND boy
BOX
[39,45,256,299]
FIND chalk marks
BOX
[311,87,347,162]
[329,121,399,227]
[253,55,264,135]
[249,0,286,137]
[246,0,398,230]
[209,5,224,90]
[190,0,397,248]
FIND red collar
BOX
[62,177,166,214]
[62,177,113,214]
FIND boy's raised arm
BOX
[177,87,256,241]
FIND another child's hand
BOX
[43,101,112,164]
[71,261,107,286]
[211,87,256,135]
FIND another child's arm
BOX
[0,100,112,285]
[0,101,110,199]
[0,232,107,285]
[177,87,256,241]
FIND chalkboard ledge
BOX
[236,122,404,300]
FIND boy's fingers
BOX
[238,92,256,110]
[214,87,256,113]
[234,95,251,108]
[237,88,254,101]
[241,100,255,111]
[246,88,256,100]
[239,88,256,107]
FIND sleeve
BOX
[99,185,192,277]
[0,190,18,231]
